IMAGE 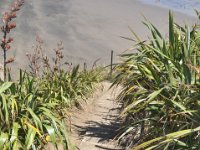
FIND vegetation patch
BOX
[0,1,103,149]
[0,65,102,149]
[112,11,200,149]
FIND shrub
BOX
[0,77,70,149]
[0,63,102,149]
[26,37,103,109]
[0,1,102,149]
[113,12,200,149]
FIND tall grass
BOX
[0,66,102,149]
[0,1,103,149]
[0,39,102,149]
[113,11,200,149]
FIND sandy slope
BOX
[0,0,198,76]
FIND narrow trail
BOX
[70,81,123,150]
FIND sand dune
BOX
[0,0,198,75]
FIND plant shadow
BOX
[73,112,123,150]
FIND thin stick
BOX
[84,62,87,71]
[110,50,113,78]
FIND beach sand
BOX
[0,0,198,76]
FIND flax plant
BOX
[26,37,102,108]
[1,0,24,81]
[0,74,70,149]
[0,61,101,149]
[113,12,200,149]
[0,1,102,149]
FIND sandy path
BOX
[70,82,123,150]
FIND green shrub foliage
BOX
[113,12,200,149]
